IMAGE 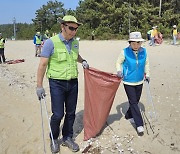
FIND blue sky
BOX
[0,0,80,24]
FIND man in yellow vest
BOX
[43,30,50,41]
[33,31,42,57]
[0,33,6,63]
[36,15,89,153]
[149,26,158,46]
[172,25,178,45]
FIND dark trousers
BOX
[49,78,78,140]
[147,34,151,40]
[0,48,5,63]
[124,84,143,127]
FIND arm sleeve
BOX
[40,39,54,58]
[116,50,125,72]
[145,53,150,77]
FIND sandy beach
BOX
[0,39,180,154]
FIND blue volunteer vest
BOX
[123,47,147,82]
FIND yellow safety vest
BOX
[0,38,5,48]
[35,36,41,44]
[46,35,79,80]
[173,29,178,36]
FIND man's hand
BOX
[82,60,89,69]
[36,87,46,100]
[117,71,123,78]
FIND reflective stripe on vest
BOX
[0,38,5,48]
[46,35,79,80]
[122,47,146,82]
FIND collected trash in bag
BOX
[83,67,121,141]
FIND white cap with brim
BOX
[128,32,145,42]
[57,15,82,26]
[173,25,177,28]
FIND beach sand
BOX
[0,40,180,154]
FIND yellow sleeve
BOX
[116,50,125,72]
[145,53,150,77]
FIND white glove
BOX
[36,87,46,100]
[117,71,123,78]
[144,76,150,83]
[82,60,89,69]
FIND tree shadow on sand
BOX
[104,101,145,131]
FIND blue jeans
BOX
[173,35,177,45]
[149,37,155,46]
[49,78,78,140]
[124,84,143,127]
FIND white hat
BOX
[173,25,177,28]
[128,32,145,42]
[36,32,41,36]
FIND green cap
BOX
[58,15,82,26]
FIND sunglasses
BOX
[64,24,78,31]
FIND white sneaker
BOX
[129,118,135,124]
[137,126,144,134]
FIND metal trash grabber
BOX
[144,81,157,120]
[39,98,46,154]
[39,95,55,153]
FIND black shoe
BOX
[62,137,79,152]
[125,114,132,120]
[50,139,60,153]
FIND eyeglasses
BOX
[64,24,78,31]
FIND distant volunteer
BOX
[0,33,6,63]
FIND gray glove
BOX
[145,76,150,83]
[82,60,89,69]
[117,71,123,78]
[36,87,46,100]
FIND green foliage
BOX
[0,23,35,40]
[15,23,36,40]
[32,0,65,33]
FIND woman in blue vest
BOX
[116,32,150,136]
[36,15,89,153]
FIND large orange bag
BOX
[83,67,121,141]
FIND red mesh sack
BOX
[83,67,121,141]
